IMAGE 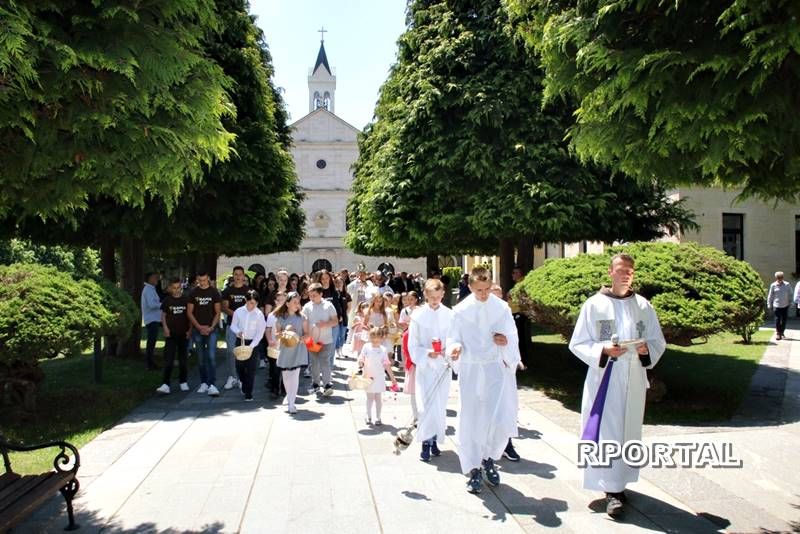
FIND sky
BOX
[249,0,409,130]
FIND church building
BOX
[217,38,425,277]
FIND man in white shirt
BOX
[767,271,793,340]
[141,272,162,371]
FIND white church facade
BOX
[217,40,425,276]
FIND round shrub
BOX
[96,278,138,342]
[511,242,765,345]
[0,264,135,367]
[442,266,463,283]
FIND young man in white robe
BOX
[569,253,666,518]
[448,267,520,494]
[408,279,454,462]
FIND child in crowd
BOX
[274,291,309,414]
[351,302,371,356]
[265,291,287,395]
[358,327,398,425]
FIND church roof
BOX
[313,41,332,76]
[290,107,361,137]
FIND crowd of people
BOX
[140,258,670,514]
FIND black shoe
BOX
[503,440,520,462]
[482,458,500,487]
[430,439,441,457]
[420,441,431,462]
[616,490,627,503]
[466,468,482,494]
[605,493,624,518]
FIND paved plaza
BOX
[18,326,800,533]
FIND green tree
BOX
[0,238,99,279]
[511,242,765,344]
[507,0,800,200]
[0,0,233,219]
[346,0,695,263]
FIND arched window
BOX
[323,91,331,110]
[313,91,323,109]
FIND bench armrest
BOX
[0,437,80,475]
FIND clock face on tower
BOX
[316,159,327,169]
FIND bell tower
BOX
[308,27,336,113]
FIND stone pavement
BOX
[17,326,800,533]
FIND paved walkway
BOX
[18,327,800,533]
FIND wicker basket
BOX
[279,331,299,348]
[267,346,279,359]
[233,344,253,361]
[348,371,373,391]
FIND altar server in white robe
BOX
[448,267,520,494]
[569,253,666,518]
[408,278,454,462]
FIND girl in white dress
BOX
[358,327,398,425]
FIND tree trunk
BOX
[202,252,218,282]
[517,237,534,274]
[498,238,515,294]
[100,238,116,281]
[99,238,118,360]
[120,237,145,358]
[426,254,439,277]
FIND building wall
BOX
[670,187,800,285]
[217,108,426,277]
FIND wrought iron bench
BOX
[0,433,80,531]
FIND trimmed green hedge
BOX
[0,264,137,366]
[442,266,463,283]
[510,242,765,345]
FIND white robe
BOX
[569,291,666,492]
[448,294,520,474]
[408,304,454,443]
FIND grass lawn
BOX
[0,332,217,475]
[517,327,772,425]
[0,354,156,474]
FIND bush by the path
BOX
[511,242,765,345]
[0,263,137,368]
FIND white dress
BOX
[360,344,390,393]
[569,290,666,492]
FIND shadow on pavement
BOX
[588,490,727,533]
[481,483,568,528]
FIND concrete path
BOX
[17,327,800,533]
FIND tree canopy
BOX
[2,0,303,258]
[507,0,800,201]
[0,1,235,219]
[346,0,695,258]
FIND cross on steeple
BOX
[318,26,327,42]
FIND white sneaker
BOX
[288,406,297,414]
[224,376,236,390]
[156,384,170,394]
[259,360,267,369]
[303,369,311,378]
[179,382,190,392]
[197,384,209,394]
[208,385,220,397]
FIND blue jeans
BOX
[336,324,347,350]
[224,325,239,379]
[329,326,339,368]
[193,329,218,386]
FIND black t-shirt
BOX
[221,284,250,316]
[161,295,190,335]
[321,285,343,320]
[189,286,221,327]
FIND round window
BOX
[316,159,327,169]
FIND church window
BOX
[323,91,331,110]
[316,159,327,169]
